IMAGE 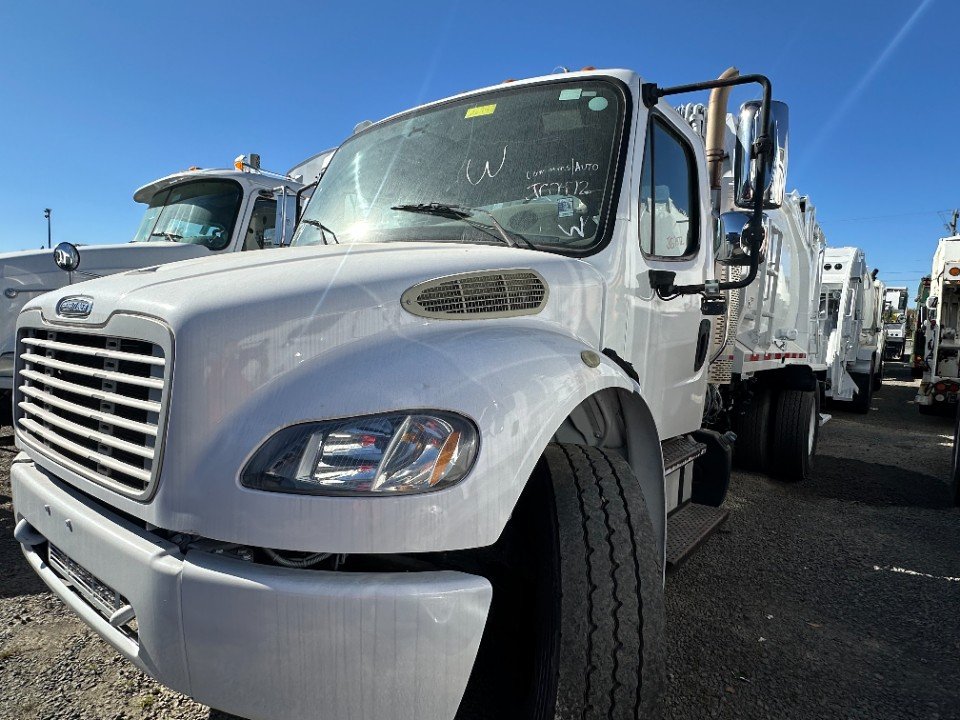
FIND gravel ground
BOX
[664,361,960,720]
[1,359,957,719]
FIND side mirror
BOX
[734,100,789,210]
[926,296,939,310]
[53,242,80,272]
[714,211,754,266]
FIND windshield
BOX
[132,179,243,251]
[293,79,625,253]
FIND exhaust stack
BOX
[706,67,739,190]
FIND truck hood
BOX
[24,243,606,349]
[1,242,211,360]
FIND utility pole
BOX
[44,208,52,248]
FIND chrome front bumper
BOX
[11,459,492,720]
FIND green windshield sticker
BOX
[465,104,496,118]
[558,88,582,101]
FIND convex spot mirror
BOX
[714,211,760,266]
[734,100,789,210]
[53,242,80,272]
[926,296,939,310]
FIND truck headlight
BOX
[240,412,479,496]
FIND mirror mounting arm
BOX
[641,74,774,297]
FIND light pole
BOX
[44,208,52,249]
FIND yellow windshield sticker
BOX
[465,104,496,118]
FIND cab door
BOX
[623,111,710,439]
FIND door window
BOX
[243,198,278,251]
[638,118,699,258]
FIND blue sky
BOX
[0,0,955,296]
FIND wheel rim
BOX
[808,403,817,455]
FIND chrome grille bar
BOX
[22,337,166,366]
[20,353,163,390]
[19,402,155,459]
[18,417,152,482]
[19,369,161,413]
[20,385,158,436]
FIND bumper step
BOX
[666,502,729,568]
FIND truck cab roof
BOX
[133,167,301,204]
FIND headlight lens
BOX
[241,412,479,496]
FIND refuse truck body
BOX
[917,237,960,414]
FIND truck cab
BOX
[11,68,790,720]
[0,152,335,408]
[882,286,910,360]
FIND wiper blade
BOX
[301,218,339,244]
[150,231,182,242]
[391,202,536,250]
[391,202,472,220]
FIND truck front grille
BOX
[16,328,167,497]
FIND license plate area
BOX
[48,543,134,631]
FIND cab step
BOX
[666,502,729,568]
[661,435,707,475]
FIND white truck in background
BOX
[882,286,910,360]
[0,150,335,420]
[677,81,829,482]
[820,247,885,413]
[916,236,960,415]
[12,67,813,719]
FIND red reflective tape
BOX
[774,353,783,359]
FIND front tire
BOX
[770,389,818,481]
[457,444,664,719]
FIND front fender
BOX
[160,321,642,554]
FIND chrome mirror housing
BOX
[53,242,81,272]
[734,100,789,209]
[714,211,755,266]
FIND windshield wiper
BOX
[391,202,536,250]
[300,218,339,245]
[150,231,183,242]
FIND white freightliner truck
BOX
[819,247,885,413]
[882,286,909,360]
[916,236,960,415]
[13,68,798,719]
[0,150,335,418]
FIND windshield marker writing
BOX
[465,146,507,186]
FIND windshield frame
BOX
[133,178,245,251]
[301,75,633,258]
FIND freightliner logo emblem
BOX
[56,296,94,318]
